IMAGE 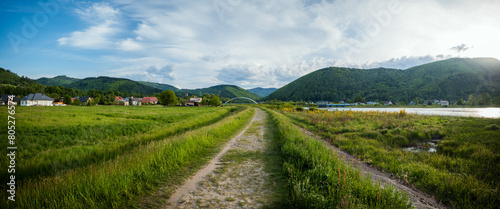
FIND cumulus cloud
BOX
[58,2,121,49]
[55,0,500,88]
[359,55,452,69]
[124,65,177,84]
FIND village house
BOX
[20,93,54,106]
[53,97,64,106]
[384,101,393,105]
[121,98,130,105]
[142,97,158,104]
[185,96,202,106]
[79,96,93,104]
[409,101,416,105]
[439,100,449,106]
[0,95,18,106]
[126,97,142,106]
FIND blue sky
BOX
[1,0,500,89]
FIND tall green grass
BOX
[282,108,500,208]
[0,106,233,182]
[265,108,411,208]
[0,106,254,208]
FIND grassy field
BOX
[277,106,500,208]
[264,107,411,208]
[0,105,253,208]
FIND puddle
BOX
[403,147,436,153]
[403,140,440,153]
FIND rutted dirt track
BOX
[299,126,450,209]
[167,108,276,208]
[165,107,449,209]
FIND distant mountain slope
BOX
[137,81,179,91]
[182,85,261,100]
[65,77,162,95]
[36,75,80,86]
[265,58,500,102]
[247,87,277,97]
[0,68,40,87]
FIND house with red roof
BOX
[142,97,158,104]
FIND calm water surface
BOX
[321,107,500,119]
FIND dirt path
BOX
[167,108,278,208]
[298,126,450,209]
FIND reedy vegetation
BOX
[264,107,411,208]
[278,106,499,208]
[0,106,254,208]
[0,106,234,182]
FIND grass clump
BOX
[485,124,499,131]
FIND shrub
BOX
[359,131,381,139]
[380,129,388,135]
[428,129,445,139]
[485,124,499,131]
[391,128,401,135]
[295,107,304,112]
[390,135,410,147]
[407,130,429,142]
[308,107,318,112]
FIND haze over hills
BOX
[265,58,500,102]
[182,85,261,100]
[247,87,277,97]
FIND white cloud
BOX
[55,0,500,88]
[58,24,118,48]
[119,38,142,51]
[58,2,121,49]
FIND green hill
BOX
[137,81,179,91]
[181,85,261,100]
[265,58,500,102]
[65,77,162,95]
[247,87,277,97]
[0,68,40,87]
[36,75,80,86]
[0,68,85,98]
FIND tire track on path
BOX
[167,108,275,208]
[297,125,450,209]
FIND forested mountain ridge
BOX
[265,58,500,102]
[36,75,81,86]
[180,85,261,100]
[0,68,85,98]
[64,77,163,95]
[137,81,179,91]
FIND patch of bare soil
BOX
[299,126,450,209]
[167,108,277,209]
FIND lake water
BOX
[320,107,500,119]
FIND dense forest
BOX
[265,58,500,104]
[63,77,163,95]
[137,81,179,91]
